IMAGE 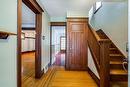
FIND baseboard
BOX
[88,67,100,86]
[40,68,44,77]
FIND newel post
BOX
[99,40,110,87]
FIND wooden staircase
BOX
[96,30,128,86]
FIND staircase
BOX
[96,30,128,87]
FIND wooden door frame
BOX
[17,0,43,87]
[60,36,66,52]
[50,22,66,66]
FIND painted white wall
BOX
[90,2,128,57]
[88,48,100,78]
[51,17,66,22]
[0,0,17,87]
[36,0,51,73]
[67,11,88,18]
[41,11,50,73]
[21,30,35,52]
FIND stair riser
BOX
[110,44,115,48]
[110,50,120,54]
[110,64,123,69]
[110,56,123,61]
[110,75,128,81]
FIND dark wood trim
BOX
[22,0,43,14]
[35,13,43,78]
[0,31,17,39]
[51,22,66,26]
[17,0,43,87]
[0,31,17,35]
[50,26,52,65]
[22,27,35,30]
[66,17,88,20]
[67,18,88,22]
[88,68,100,86]
[24,37,36,39]
[17,0,22,87]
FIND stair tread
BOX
[110,54,122,56]
[110,48,117,50]
[110,61,122,64]
[110,69,128,75]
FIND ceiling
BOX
[40,0,98,17]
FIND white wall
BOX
[41,11,50,73]
[22,30,35,52]
[90,2,128,57]
[36,0,51,73]
[51,17,66,22]
[67,11,88,18]
[0,0,17,87]
[88,48,100,78]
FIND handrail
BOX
[88,23,110,42]
[0,31,17,35]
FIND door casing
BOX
[17,0,43,87]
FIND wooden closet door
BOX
[66,18,88,70]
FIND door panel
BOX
[66,18,88,70]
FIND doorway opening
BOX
[50,23,66,67]
[17,0,43,87]
[21,2,36,84]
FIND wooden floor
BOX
[21,52,97,87]
[21,52,35,86]
[21,52,127,87]
[47,66,98,87]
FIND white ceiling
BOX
[40,0,98,17]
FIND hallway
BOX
[22,63,97,87]
[47,66,97,87]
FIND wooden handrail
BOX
[0,31,17,35]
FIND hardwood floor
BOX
[21,52,127,87]
[48,66,98,87]
[21,52,35,86]
[21,53,97,87]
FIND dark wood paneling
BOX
[66,18,88,70]
[51,22,66,26]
